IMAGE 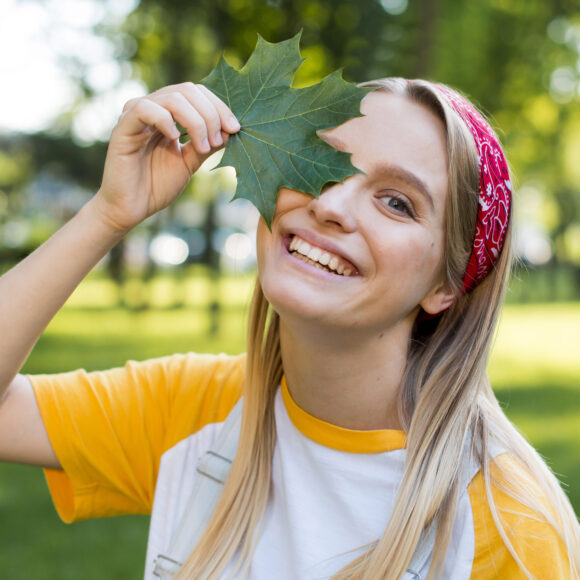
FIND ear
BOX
[419,281,457,316]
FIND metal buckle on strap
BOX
[152,554,182,579]
[196,450,233,484]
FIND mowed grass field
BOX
[0,272,578,579]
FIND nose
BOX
[307,180,358,232]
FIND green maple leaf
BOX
[200,33,373,227]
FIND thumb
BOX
[181,130,231,175]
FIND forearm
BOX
[0,84,239,468]
[0,195,127,392]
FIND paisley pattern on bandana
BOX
[435,85,512,294]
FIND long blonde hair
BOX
[176,79,580,579]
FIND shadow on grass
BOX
[495,384,580,417]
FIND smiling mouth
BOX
[288,235,357,276]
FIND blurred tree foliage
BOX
[2,0,580,296]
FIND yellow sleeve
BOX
[469,454,571,579]
[30,352,245,523]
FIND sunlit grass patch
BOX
[490,302,580,388]
[64,266,256,310]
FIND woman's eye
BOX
[380,194,413,216]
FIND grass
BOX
[489,303,580,508]
[0,272,579,578]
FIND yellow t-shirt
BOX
[30,352,572,579]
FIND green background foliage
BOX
[3,0,580,280]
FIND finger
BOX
[122,97,139,113]
[155,83,235,148]
[174,84,225,148]
[196,84,241,133]
[151,92,215,154]
[118,98,180,141]
[179,139,208,175]
[152,82,241,135]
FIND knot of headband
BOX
[435,85,512,294]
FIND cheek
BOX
[255,222,283,300]
[376,232,444,285]
[411,237,446,285]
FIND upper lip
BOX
[283,228,360,274]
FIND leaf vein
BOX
[266,144,312,190]
[242,132,345,171]
[243,93,360,128]
[219,65,232,107]
[239,55,295,122]
[237,137,268,211]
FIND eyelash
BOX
[378,192,414,217]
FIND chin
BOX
[259,275,331,325]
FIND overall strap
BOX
[403,439,506,580]
[152,398,244,579]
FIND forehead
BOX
[324,91,449,205]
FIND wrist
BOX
[81,193,136,241]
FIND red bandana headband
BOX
[435,85,512,294]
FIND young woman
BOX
[0,78,578,579]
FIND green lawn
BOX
[0,273,578,579]
[489,303,580,510]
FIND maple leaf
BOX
[200,32,373,227]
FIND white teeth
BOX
[289,236,355,277]
[308,247,322,261]
[319,252,330,266]
[297,240,311,255]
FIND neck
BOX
[279,319,413,431]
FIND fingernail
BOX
[229,116,241,131]
[201,137,210,152]
[214,132,223,146]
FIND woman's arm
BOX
[0,83,240,467]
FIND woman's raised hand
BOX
[93,83,240,233]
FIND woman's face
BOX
[256,90,454,338]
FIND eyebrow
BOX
[370,162,435,209]
[323,133,435,209]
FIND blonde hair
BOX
[176,79,580,579]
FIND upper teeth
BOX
[289,236,354,276]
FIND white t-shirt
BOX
[147,384,475,579]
